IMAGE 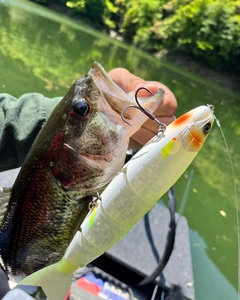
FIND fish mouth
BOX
[89,62,164,126]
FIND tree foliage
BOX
[112,0,240,73]
[61,0,117,28]
[154,0,240,72]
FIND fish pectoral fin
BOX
[0,187,11,225]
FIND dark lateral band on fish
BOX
[0,62,163,276]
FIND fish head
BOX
[89,62,165,137]
[43,62,164,191]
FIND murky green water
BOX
[0,0,239,299]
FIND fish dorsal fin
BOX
[0,187,11,226]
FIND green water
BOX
[0,0,239,299]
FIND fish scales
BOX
[0,62,164,276]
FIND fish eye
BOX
[203,122,211,134]
[72,98,90,117]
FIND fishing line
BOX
[177,168,195,224]
[127,287,135,300]
[150,284,159,300]
[214,115,240,300]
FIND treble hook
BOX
[121,87,167,136]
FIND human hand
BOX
[108,68,177,149]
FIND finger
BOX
[109,69,177,116]
[130,116,176,148]
[143,115,176,131]
[128,138,142,150]
[108,68,147,93]
[130,127,156,147]
[142,82,177,117]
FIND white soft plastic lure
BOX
[17,105,214,300]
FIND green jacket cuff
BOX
[0,93,61,171]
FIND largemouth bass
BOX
[0,62,164,276]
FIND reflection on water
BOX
[0,0,240,299]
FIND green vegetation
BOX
[33,0,240,75]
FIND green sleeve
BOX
[0,93,62,172]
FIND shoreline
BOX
[160,51,240,94]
